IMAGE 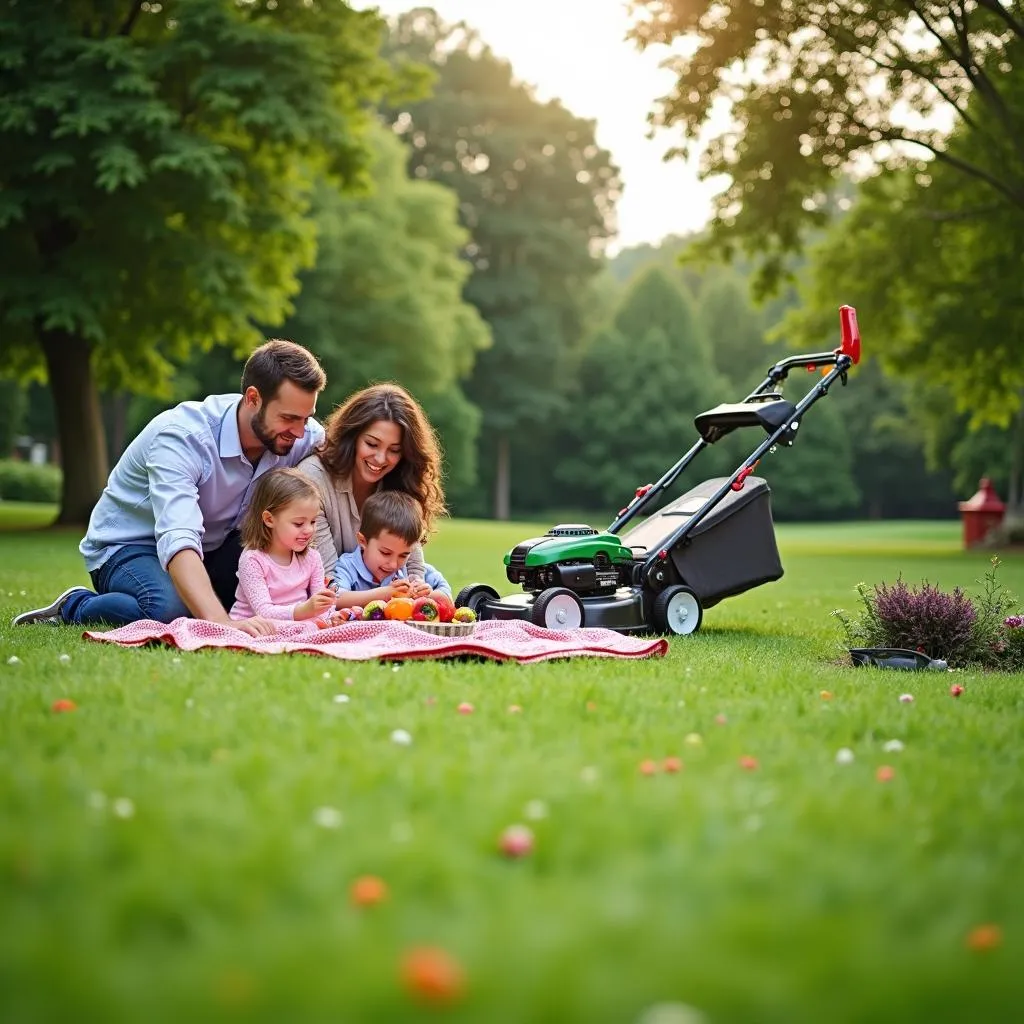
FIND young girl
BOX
[231,468,338,625]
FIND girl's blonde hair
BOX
[240,468,320,552]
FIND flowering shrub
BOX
[833,558,1023,670]
[997,615,1024,672]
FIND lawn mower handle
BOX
[635,353,854,585]
[609,308,860,535]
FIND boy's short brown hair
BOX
[359,490,424,545]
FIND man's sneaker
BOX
[12,586,92,626]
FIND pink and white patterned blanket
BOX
[83,617,668,664]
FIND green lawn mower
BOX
[455,305,862,635]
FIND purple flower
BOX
[1003,615,1024,629]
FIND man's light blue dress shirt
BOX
[80,394,323,572]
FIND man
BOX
[13,339,326,638]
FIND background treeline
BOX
[1,4,1018,525]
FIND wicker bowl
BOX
[406,619,477,637]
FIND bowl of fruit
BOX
[383,593,478,635]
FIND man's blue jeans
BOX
[62,534,242,626]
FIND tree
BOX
[277,121,492,509]
[382,8,621,519]
[778,60,1024,516]
[0,0,392,523]
[556,268,731,509]
[629,1,1024,293]
[279,122,490,405]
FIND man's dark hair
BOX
[241,339,326,402]
[359,490,424,545]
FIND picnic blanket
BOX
[83,617,668,664]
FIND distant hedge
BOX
[0,460,61,503]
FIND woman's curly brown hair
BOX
[317,383,447,535]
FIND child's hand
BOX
[296,589,338,620]
[406,579,433,598]
[384,579,412,600]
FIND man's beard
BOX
[250,407,295,456]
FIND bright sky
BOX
[361,0,722,251]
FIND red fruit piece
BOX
[412,597,440,622]
[431,592,456,622]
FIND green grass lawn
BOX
[1,516,1022,1023]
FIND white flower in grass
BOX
[333,694,350,704]
[580,766,600,784]
[322,671,331,679]
[391,728,413,746]
[313,806,343,829]
[684,732,702,746]
[172,657,182,664]
[6,656,21,666]
[883,739,905,753]
[524,799,548,821]
[19,590,26,596]
[636,1002,707,1024]
[899,693,915,704]
[112,798,135,819]
[835,747,855,765]
[58,653,71,664]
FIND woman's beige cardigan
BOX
[296,454,426,580]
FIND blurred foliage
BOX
[629,0,1024,295]
[0,460,61,503]
[380,8,621,517]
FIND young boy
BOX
[330,490,451,608]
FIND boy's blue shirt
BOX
[331,548,451,597]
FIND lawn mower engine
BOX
[504,525,633,594]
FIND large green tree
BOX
[778,55,1024,516]
[555,268,732,509]
[280,123,490,404]
[382,8,621,519]
[0,0,392,523]
[629,0,1024,291]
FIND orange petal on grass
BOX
[638,759,659,776]
[876,765,895,782]
[350,875,388,907]
[663,757,683,773]
[966,924,1002,951]
[51,699,77,713]
[401,947,465,1004]
[738,755,759,771]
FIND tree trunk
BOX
[39,329,109,525]
[493,432,510,521]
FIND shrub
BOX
[0,460,62,503]
[833,557,1020,669]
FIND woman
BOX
[296,383,446,587]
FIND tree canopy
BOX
[629,0,1024,291]
[0,0,393,522]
